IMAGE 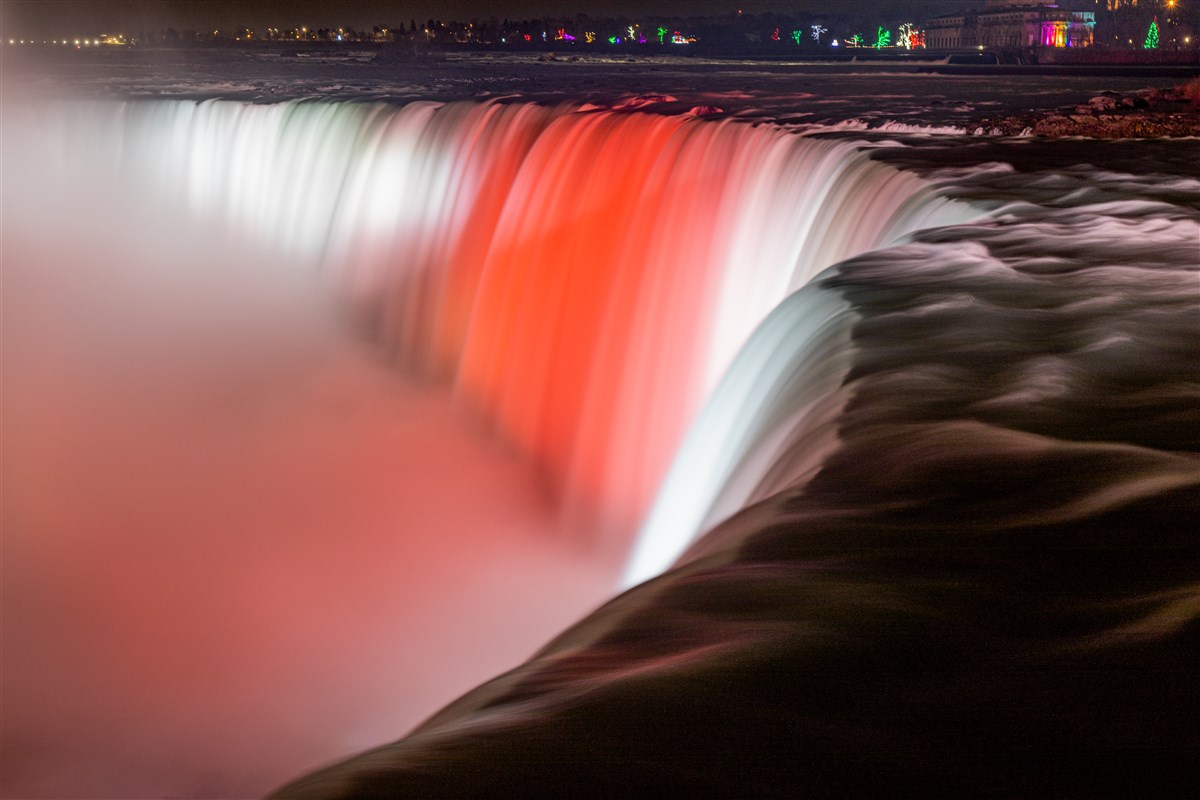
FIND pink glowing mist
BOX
[3,102,618,799]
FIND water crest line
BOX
[34,97,974,574]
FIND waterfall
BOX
[9,84,1198,800]
[30,97,972,562]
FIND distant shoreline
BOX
[6,41,1200,79]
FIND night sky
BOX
[2,1,979,37]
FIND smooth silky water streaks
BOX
[31,97,973,553]
[624,149,1200,585]
[623,281,857,586]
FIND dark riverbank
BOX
[970,82,1200,136]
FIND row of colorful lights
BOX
[35,21,1183,51]
[5,7,1193,50]
[4,22,931,49]
[31,26,1182,50]
[501,23,926,48]
[7,36,125,46]
[502,25,683,45]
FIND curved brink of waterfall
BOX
[24,97,975,563]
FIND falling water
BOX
[4,96,976,797]
[18,98,971,543]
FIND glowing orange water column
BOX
[456,112,731,525]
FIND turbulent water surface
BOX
[2,55,1198,798]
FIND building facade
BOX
[926,1,1096,49]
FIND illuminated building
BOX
[925,0,1096,49]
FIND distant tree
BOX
[1144,18,1159,49]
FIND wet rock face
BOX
[972,84,1200,138]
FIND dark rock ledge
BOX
[973,84,1200,137]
